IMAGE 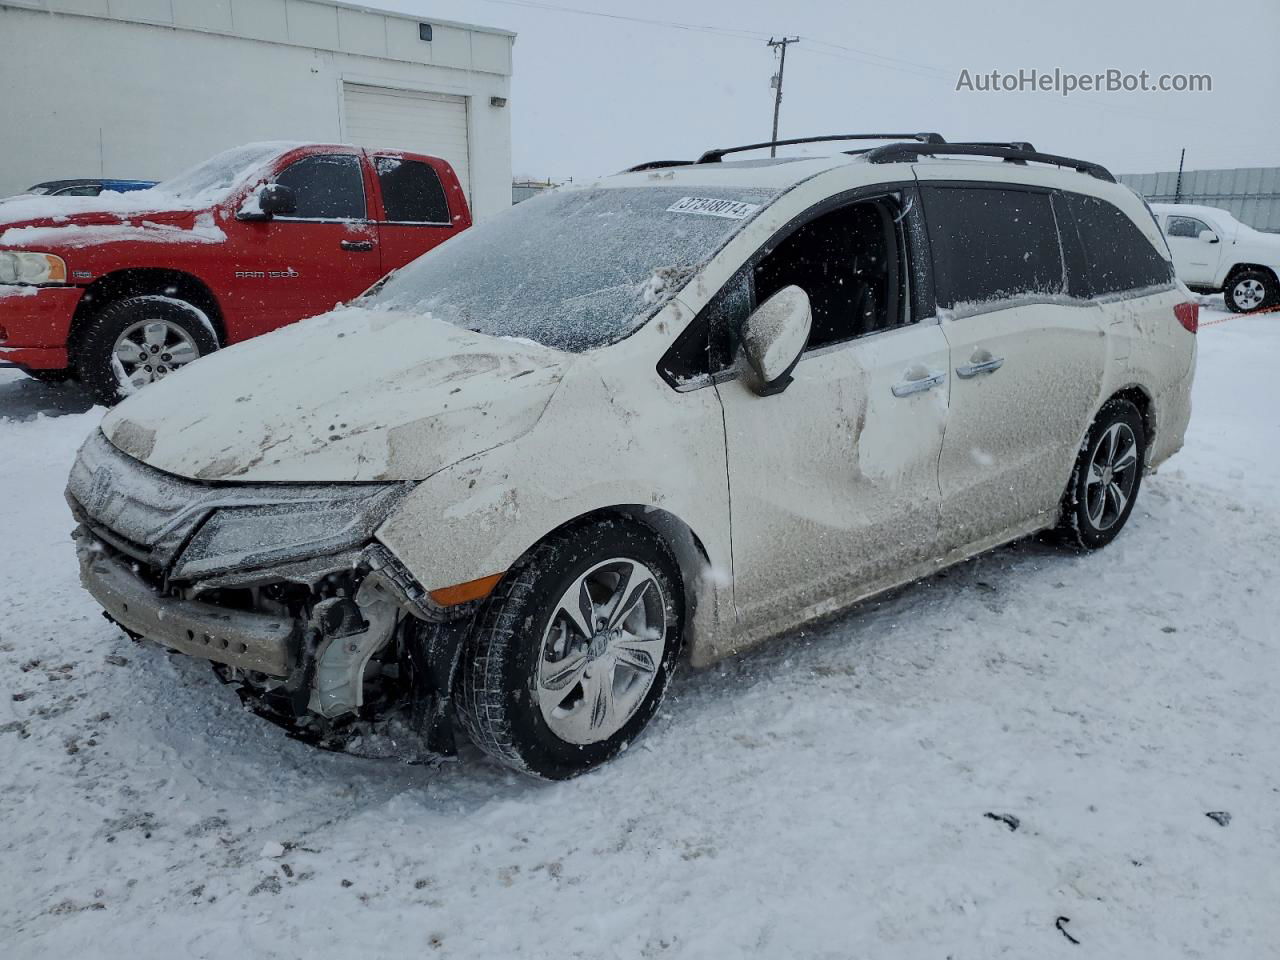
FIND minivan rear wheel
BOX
[455,518,684,780]
[1057,398,1146,550]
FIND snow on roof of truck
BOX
[1150,202,1239,221]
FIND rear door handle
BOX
[956,356,1005,379]
[891,372,946,397]
[340,240,375,252]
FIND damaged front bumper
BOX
[77,541,296,677]
[66,431,473,754]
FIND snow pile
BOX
[1,302,1278,957]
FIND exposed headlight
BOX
[0,251,67,285]
[172,484,408,580]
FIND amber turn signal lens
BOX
[428,572,504,607]
[44,255,67,284]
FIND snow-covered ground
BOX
[2,303,1278,959]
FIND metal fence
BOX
[1118,166,1280,232]
[512,179,557,204]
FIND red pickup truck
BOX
[0,142,470,404]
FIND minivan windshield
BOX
[369,185,781,352]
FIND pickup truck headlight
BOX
[0,251,67,285]
[172,484,408,580]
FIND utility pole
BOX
[1174,147,1186,204]
[767,37,799,156]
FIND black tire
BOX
[1223,268,1277,313]
[1056,398,1146,550]
[455,518,685,780]
[22,368,73,384]
[76,295,218,406]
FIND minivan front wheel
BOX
[455,518,684,779]
[1058,398,1146,550]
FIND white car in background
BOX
[1151,202,1280,312]
[68,135,1198,779]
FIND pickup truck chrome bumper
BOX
[77,541,295,677]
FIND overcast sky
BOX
[374,0,1278,183]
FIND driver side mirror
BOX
[236,183,297,221]
[1198,229,1220,244]
[739,285,812,397]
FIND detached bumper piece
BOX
[78,543,295,677]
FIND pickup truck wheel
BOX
[455,518,684,780]
[1056,398,1146,550]
[77,295,218,405]
[1224,269,1276,313]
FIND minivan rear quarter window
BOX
[1061,192,1174,296]
[922,186,1065,311]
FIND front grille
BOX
[66,431,214,572]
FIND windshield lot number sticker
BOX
[666,196,759,219]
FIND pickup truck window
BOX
[375,157,450,224]
[1166,215,1211,239]
[274,154,366,221]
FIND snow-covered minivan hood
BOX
[100,308,569,482]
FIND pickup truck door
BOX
[221,149,384,342]
[369,153,467,274]
[1163,213,1223,286]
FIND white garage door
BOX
[342,83,471,203]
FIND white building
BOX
[0,0,515,219]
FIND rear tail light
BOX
[1174,301,1199,334]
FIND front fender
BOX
[373,353,736,662]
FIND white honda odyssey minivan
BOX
[69,135,1198,779]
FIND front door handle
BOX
[891,372,946,397]
[956,355,1005,379]
[340,240,375,252]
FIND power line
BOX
[459,0,772,42]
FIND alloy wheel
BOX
[111,319,200,394]
[1084,422,1139,531]
[535,558,668,745]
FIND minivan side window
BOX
[1060,192,1174,296]
[921,186,1065,311]
[658,193,912,389]
[273,154,366,221]
[375,157,450,224]
[1166,215,1211,239]
[752,195,908,351]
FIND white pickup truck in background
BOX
[1152,202,1280,312]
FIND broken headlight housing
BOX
[171,484,408,580]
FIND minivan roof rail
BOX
[866,142,1115,182]
[697,133,946,164]
[623,135,1113,182]
[623,133,949,172]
